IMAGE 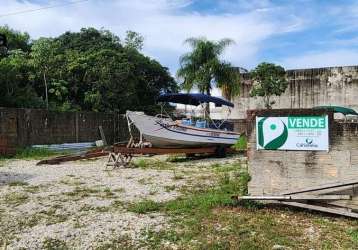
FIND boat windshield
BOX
[157,93,234,131]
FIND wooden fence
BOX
[0,108,129,154]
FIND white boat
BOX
[126,93,240,148]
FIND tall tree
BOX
[0,25,30,53]
[124,30,144,51]
[177,37,239,105]
[30,38,58,109]
[250,62,288,109]
[0,50,43,108]
[0,26,177,112]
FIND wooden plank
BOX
[237,195,351,201]
[98,125,108,146]
[36,149,107,165]
[277,201,358,218]
[280,180,358,195]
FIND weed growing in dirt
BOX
[211,161,242,173]
[42,237,68,250]
[4,192,29,206]
[103,187,116,198]
[127,200,161,214]
[64,186,101,199]
[164,185,176,192]
[166,154,189,163]
[348,228,358,243]
[95,234,135,250]
[113,187,125,193]
[8,180,29,186]
[172,170,184,180]
[134,158,174,170]
[24,184,43,194]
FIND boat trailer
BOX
[104,142,236,170]
[37,142,238,169]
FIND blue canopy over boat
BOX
[157,93,234,107]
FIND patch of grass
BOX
[172,170,184,180]
[3,192,29,206]
[164,185,176,192]
[138,177,153,185]
[64,186,101,199]
[134,158,174,170]
[111,200,125,209]
[149,187,159,195]
[127,199,161,214]
[348,228,358,243]
[2,147,67,160]
[166,154,189,163]
[95,234,135,250]
[232,134,247,151]
[79,204,110,213]
[24,184,43,193]
[8,180,29,186]
[211,162,242,173]
[60,178,85,186]
[17,213,43,229]
[135,160,358,249]
[102,187,116,198]
[113,187,125,193]
[42,237,68,250]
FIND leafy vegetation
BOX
[250,62,288,109]
[232,134,247,151]
[0,25,177,113]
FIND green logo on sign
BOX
[258,117,288,150]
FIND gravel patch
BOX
[0,155,242,249]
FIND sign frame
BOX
[256,115,329,151]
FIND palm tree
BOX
[177,37,239,112]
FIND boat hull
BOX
[126,111,240,148]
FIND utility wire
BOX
[0,0,90,18]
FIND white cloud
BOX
[0,0,307,74]
[278,50,358,70]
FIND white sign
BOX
[256,116,329,151]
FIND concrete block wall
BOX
[230,66,358,119]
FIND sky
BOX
[1,0,358,77]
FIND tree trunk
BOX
[265,95,272,109]
[43,71,48,109]
[205,88,211,117]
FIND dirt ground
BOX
[0,155,239,249]
[1,154,357,250]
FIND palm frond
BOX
[215,38,235,55]
[184,37,206,48]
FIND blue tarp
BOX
[157,93,234,107]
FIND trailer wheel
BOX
[215,146,226,158]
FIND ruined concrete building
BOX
[229,65,358,119]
